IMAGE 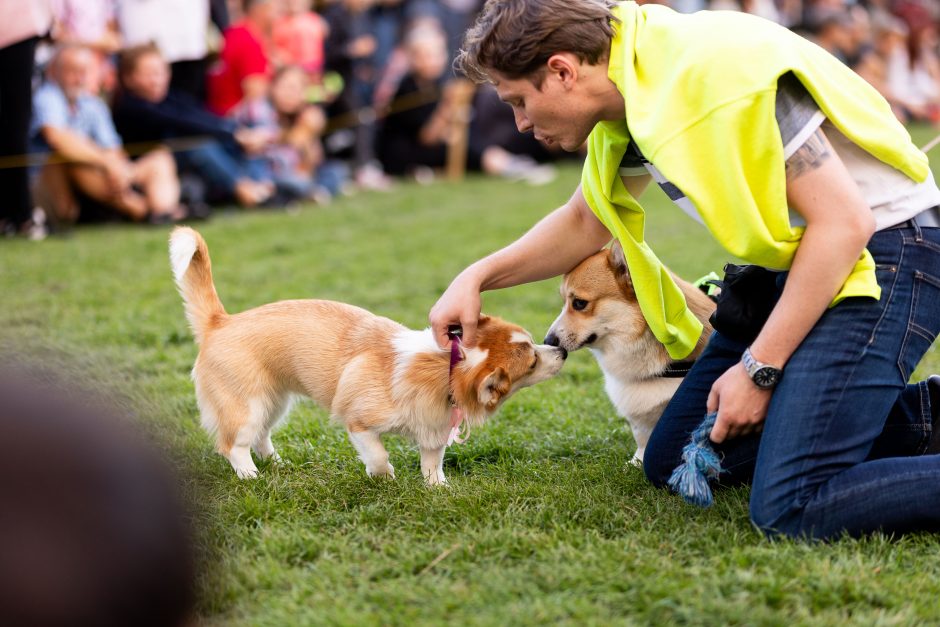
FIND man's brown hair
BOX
[118,42,162,83]
[455,0,618,85]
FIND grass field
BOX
[3,127,940,625]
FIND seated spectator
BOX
[31,45,187,225]
[49,0,121,94]
[272,0,329,80]
[206,0,276,116]
[376,25,456,177]
[112,44,275,207]
[117,0,215,103]
[377,25,555,185]
[231,65,347,202]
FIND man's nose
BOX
[514,109,532,133]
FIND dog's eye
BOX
[571,298,588,311]
[529,355,538,370]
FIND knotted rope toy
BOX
[666,412,723,507]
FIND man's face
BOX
[492,66,599,152]
[126,53,170,103]
[55,48,93,101]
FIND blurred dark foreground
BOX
[0,364,195,627]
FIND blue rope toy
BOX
[667,412,724,507]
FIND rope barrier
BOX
[0,84,450,170]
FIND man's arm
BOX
[41,126,131,193]
[708,128,875,442]
[41,125,112,168]
[429,177,651,348]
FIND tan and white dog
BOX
[169,227,566,484]
[545,242,715,464]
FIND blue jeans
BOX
[644,222,940,539]
[175,140,269,201]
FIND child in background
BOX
[272,0,328,80]
[232,65,345,203]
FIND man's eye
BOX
[572,299,588,311]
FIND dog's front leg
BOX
[420,445,447,486]
[347,429,395,479]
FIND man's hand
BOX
[101,154,131,196]
[707,362,772,443]
[429,270,483,349]
[428,187,613,349]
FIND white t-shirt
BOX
[117,0,209,63]
[620,72,940,230]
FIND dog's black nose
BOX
[544,333,560,347]
[557,346,568,360]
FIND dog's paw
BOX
[235,466,259,479]
[424,473,448,487]
[627,454,643,469]
[368,463,396,480]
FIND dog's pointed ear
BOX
[477,367,510,409]
[607,240,632,286]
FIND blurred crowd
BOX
[0,0,938,239]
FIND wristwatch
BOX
[742,347,782,389]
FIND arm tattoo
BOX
[785,127,831,181]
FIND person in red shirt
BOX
[206,0,277,116]
[272,0,329,80]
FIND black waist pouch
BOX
[708,264,782,345]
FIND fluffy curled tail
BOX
[169,227,226,344]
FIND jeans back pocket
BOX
[898,270,940,381]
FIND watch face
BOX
[753,366,780,389]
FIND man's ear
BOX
[477,367,510,408]
[546,53,578,88]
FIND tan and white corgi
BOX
[545,242,715,464]
[169,227,566,484]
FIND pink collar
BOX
[447,327,469,445]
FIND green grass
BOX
[3,126,940,625]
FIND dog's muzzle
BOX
[543,334,568,359]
